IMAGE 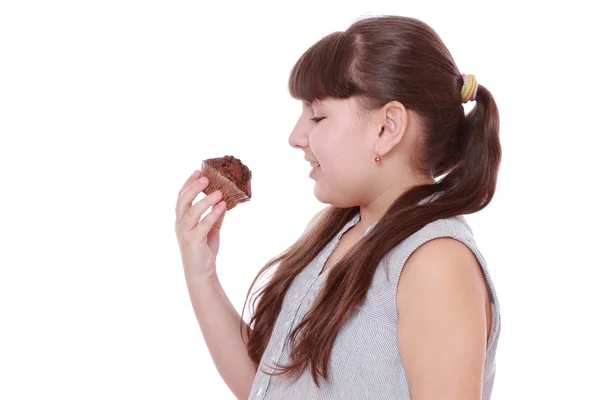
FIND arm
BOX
[395,238,490,400]
[186,207,328,399]
[186,276,256,400]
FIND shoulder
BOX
[396,235,486,303]
[385,215,478,268]
[395,215,487,317]
[396,214,483,297]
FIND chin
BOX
[314,185,356,209]
[313,183,331,205]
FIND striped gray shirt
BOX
[248,209,501,399]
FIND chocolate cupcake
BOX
[200,155,252,211]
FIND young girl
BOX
[176,15,501,400]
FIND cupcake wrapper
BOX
[200,161,250,211]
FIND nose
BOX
[288,115,308,149]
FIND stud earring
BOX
[374,150,381,163]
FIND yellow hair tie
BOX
[461,73,478,103]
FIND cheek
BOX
[308,131,330,161]
[317,153,354,179]
[311,123,359,169]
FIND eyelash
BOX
[310,117,325,123]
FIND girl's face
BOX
[288,97,381,208]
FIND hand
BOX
[175,170,227,282]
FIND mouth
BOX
[309,161,321,177]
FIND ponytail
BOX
[437,84,502,214]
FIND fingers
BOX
[176,173,208,224]
[181,188,223,232]
[191,200,227,236]
[178,170,200,198]
[213,200,227,231]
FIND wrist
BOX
[185,270,219,288]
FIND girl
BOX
[176,14,501,400]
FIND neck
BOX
[358,176,436,231]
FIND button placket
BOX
[256,212,364,399]
[260,268,320,397]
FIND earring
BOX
[374,150,381,163]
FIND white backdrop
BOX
[1,1,598,399]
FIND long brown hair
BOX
[240,15,501,387]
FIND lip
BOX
[309,164,321,178]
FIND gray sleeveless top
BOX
[248,206,501,400]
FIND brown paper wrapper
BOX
[200,157,251,211]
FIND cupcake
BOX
[200,155,252,211]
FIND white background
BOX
[1,1,598,399]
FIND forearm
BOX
[186,275,256,400]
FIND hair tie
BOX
[461,73,478,103]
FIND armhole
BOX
[389,217,501,351]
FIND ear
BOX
[377,101,408,155]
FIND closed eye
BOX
[310,117,325,123]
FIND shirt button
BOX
[257,387,263,396]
